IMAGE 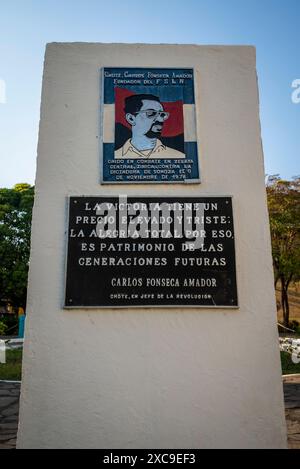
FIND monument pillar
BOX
[17,43,287,449]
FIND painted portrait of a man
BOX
[114,91,186,159]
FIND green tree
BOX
[267,176,300,327]
[0,183,34,309]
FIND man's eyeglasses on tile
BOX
[134,110,170,120]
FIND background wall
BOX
[17,43,287,449]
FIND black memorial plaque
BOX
[64,197,238,308]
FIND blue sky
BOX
[0,0,299,187]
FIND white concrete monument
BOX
[17,43,287,448]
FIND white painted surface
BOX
[17,43,287,449]
[0,340,6,364]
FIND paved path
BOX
[283,375,300,449]
[0,381,20,449]
[0,378,299,448]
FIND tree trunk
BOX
[281,276,290,328]
[283,275,293,328]
[283,289,290,328]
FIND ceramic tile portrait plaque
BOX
[101,68,200,183]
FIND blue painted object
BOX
[18,315,25,338]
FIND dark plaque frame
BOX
[64,196,238,308]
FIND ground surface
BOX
[0,381,20,449]
[283,374,300,449]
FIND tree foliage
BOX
[267,176,300,326]
[0,183,34,308]
[0,178,299,324]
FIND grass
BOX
[281,351,300,375]
[0,348,22,381]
